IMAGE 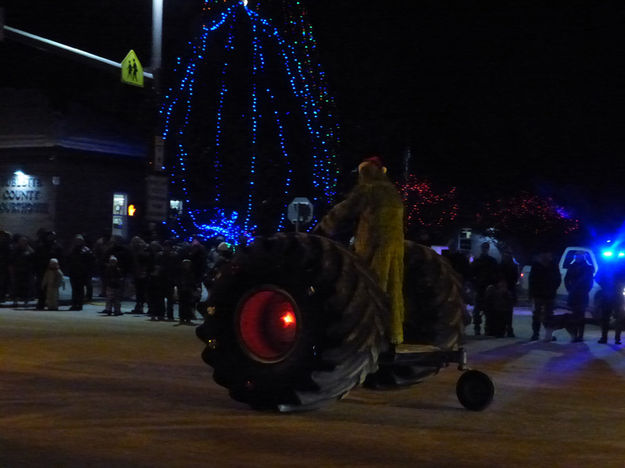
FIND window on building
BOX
[170,199,183,218]
[112,193,128,238]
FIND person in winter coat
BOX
[0,230,12,302]
[67,234,95,311]
[313,155,406,344]
[205,242,234,288]
[447,249,471,282]
[33,230,64,310]
[564,252,594,342]
[484,277,514,337]
[499,250,520,304]
[188,239,208,285]
[596,262,625,345]
[93,234,110,297]
[206,236,227,272]
[129,236,150,314]
[104,236,132,278]
[529,251,562,341]
[41,258,64,310]
[103,255,123,316]
[470,242,500,336]
[162,240,180,321]
[178,259,200,324]
[147,241,167,321]
[10,235,35,306]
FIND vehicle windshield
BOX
[562,249,596,274]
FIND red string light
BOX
[478,191,579,236]
[399,175,459,229]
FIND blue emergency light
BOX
[601,250,625,259]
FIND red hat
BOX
[362,155,384,168]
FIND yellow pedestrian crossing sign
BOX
[121,50,144,87]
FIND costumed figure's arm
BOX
[312,185,367,238]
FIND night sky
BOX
[306,2,625,219]
[2,1,625,232]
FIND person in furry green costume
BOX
[315,157,406,344]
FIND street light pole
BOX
[145,0,169,231]
[2,25,154,79]
[151,0,163,74]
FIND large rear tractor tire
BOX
[196,233,389,411]
[365,241,467,388]
[402,241,466,350]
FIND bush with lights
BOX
[475,191,580,256]
[398,174,459,242]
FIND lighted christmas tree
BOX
[161,0,339,243]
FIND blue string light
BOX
[169,207,255,244]
[161,0,338,241]
[213,21,236,203]
[246,8,336,203]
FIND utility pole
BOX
[151,0,163,74]
[144,0,169,229]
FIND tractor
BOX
[196,232,494,412]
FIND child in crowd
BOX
[484,277,515,338]
[41,258,65,310]
[103,255,123,316]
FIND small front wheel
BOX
[456,370,494,411]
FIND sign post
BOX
[287,197,313,233]
[153,136,164,171]
[145,174,168,222]
[121,50,144,87]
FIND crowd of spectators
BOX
[0,228,234,324]
[444,240,620,344]
[444,241,519,339]
[4,227,619,343]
